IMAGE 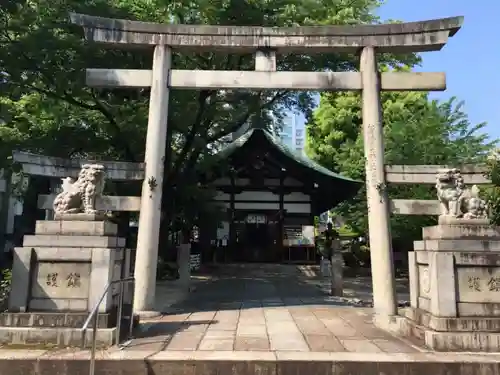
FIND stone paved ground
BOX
[131,264,420,353]
[153,275,211,311]
[297,264,411,305]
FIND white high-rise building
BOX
[278,113,305,155]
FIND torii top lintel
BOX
[70,13,463,53]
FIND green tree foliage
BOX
[306,89,496,247]
[0,0,418,238]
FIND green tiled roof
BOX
[215,128,360,183]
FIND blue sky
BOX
[377,0,499,141]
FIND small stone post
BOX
[133,45,172,315]
[177,230,191,292]
[320,257,330,277]
[330,239,343,296]
[360,46,397,316]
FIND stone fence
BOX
[0,173,6,195]
[13,151,145,181]
[386,165,491,216]
[12,151,143,212]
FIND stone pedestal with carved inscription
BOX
[402,219,500,351]
[0,217,133,347]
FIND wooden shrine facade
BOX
[202,128,360,263]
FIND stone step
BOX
[0,350,498,375]
[0,312,112,329]
[23,235,125,248]
[405,308,500,332]
[0,326,116,347]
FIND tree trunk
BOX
[21,176,50,239]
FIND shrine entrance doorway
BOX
[231,211,280,263]
[242,222,271,262]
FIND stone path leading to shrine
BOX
[131,264,419,353]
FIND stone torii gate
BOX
[70,14,463,318]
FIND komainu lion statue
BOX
[435,168,488,219]
[53,164,106,214]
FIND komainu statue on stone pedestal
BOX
[435,168,488,219]
[53,164,106,214]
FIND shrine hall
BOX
[199,128,361,263]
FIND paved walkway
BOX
[297,264,411,306]
[131,264,419,353]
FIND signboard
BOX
[246,214,267,224]
[283,225,315,247]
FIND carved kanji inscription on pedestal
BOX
[457,268,500,303]
[31,262,90,299]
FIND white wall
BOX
[212,176,311,214]
[213,190,311,214]
[284,192,309,202]
[283,203,311,213]
[214,177,304,187]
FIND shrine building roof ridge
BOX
[215,128,361,184]
[70,13,463,53]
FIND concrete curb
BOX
[0,350,499,375]
[23,350,500,361]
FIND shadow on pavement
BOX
[162,264,385,313]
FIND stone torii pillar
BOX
[360,47,397,316]
[69,13,463,318]
[133,45,171,315]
